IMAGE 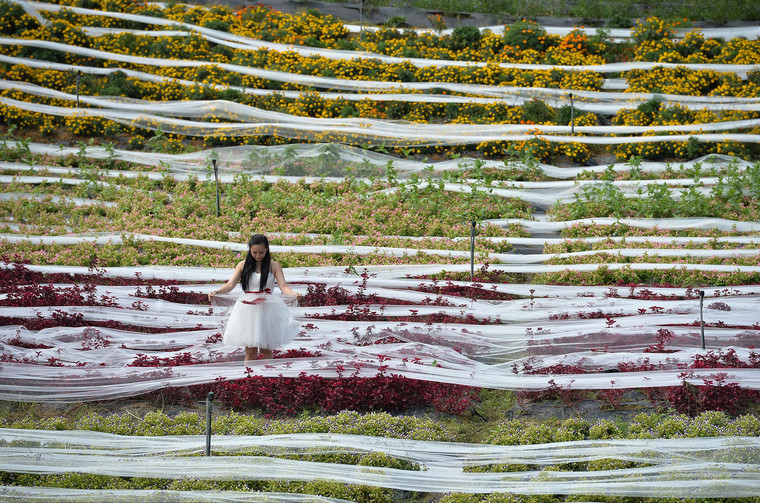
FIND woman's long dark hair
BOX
[240,234,271,292]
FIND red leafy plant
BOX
[211,372,477,416]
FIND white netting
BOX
[3,232,760,264]
[489,216,760,233]
[4,167,760,211]
[2,260,759,402]
[0,487,361,503]
[6,78,760,129]
[11,1,760,77]
[3,2,760,499]
[0,52,620,108]
[4,428,760,469]
[2,345,760,400]
[0,192,114,207]
[3,2,759,147]
[7,141,754,181]
[0,429,758,496]
[5,77,760,126]
[8,0,758,78]
[23,0,760,43]
[6,53,760,114]
[3,94,760,146]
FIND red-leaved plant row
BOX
[214,350,477,416]
[513,347,760,415]
[126,348,479,416]
[150,373,478,416]
[2,260,758,416]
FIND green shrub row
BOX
[2,410,757,502]
[534,264,760,287]
[0,472,395,503]
[5,409,757,442]
[2,409,453,441]
[549,160,760,221]
[487,411,760,444]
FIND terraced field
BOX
[1,1,759,501]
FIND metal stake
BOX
[212,158,220,217]
[569,92,574,135]
[470,220,477,282]
[205,391,214,456]
[359,0,364,41]
[699,290,705,350]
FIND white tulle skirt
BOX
[222,292,300,349]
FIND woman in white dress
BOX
[208,234,301,362]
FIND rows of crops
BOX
[1,0,759,501]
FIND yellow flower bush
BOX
[1,104,42,130]
[631,17,760,65]
[718,37,760,65]
[63,114,105,136]
[610,98,760,160]
[478,136,557,162]
[545,46,605,66]
[475,140,509,158]
[39,115,57,135]
[632,17,683,44]
[234,5,349,46]
[573,113,597,127]
[0,2,38,37]
[625,67,759,97]
[559,141,590,163]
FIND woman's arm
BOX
[271,260,300,297]
[208,260,244,301]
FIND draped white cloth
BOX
[5,94,760,146]
[2,261,759,402]
[0,487,361,503]
[1,429,759,496]
[10,1,760,76]
[8,141,754,180]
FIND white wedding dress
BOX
[222,272,300,349]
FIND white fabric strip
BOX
[0,430,758,496]
[11,1,760,76]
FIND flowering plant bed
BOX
[1,3,759,161]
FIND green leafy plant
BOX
[503,20,550,52]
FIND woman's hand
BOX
[208,290,218,302]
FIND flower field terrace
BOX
[1,1,760,502]
[0,0,759,160]
[0,142,532,269]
